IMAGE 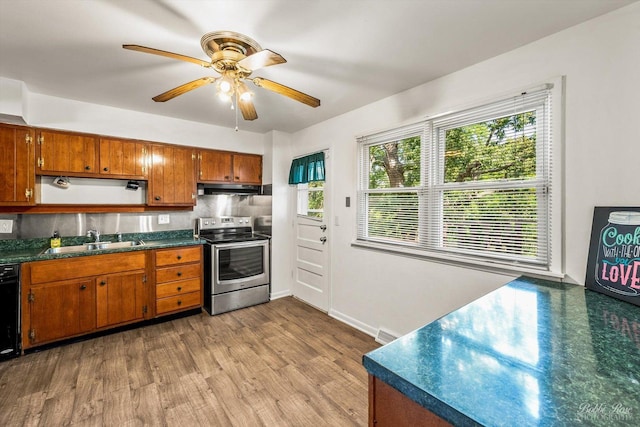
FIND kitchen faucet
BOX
[87,229,101,242]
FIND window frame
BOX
[355,80,563,278]
[297,181,325,220]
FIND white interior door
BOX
[293,153,329,311]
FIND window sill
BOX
[351,240,565,281]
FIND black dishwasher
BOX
[0,264,20,361]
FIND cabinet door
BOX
[232,153,262,184]
[36,129,98,175]
[99,138,148,178]
[28,279,95,345]
[198,149,232,182]
[0,124,35,205]
[96,271,146,328]
[149,144,196,205]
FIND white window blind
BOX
[357,85,554,271]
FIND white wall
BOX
[0,83,266,153]
[279,3,640,337]
[268,130,295,299]
[0,77,24,117]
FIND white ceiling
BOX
[0,0,635,134]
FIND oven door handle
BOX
[212,240,268,249]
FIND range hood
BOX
[197,183,262,195]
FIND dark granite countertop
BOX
[363,276,640,426]
[0,230,204,264]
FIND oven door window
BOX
[217,246,264,281]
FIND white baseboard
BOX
[328,308,378,338]
[270,289,293,300]
[375,328,400,345]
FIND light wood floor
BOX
[0,297,379,426]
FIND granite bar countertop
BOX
[363,276,640,426]
[0,230,204,264]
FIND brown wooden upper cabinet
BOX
[197,149,262,185]
[0,123,35,205]
[197,149,232,183]
[36,129,98,176]
[99,138,148,179]
[148,144,196,206]
[233,153,262,184]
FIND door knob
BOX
[320,225,327,231]
[320,236,327,244]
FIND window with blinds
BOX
[357,86,554,270]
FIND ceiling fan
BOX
[123,31,320,122]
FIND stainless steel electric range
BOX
[195,216,270,315]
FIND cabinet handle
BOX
[235,176,240,180]
[177,272,182,277]
[177,286,182,291]
[155,196,161,201]
[103,167,109,172]
[177,300,182,306]
[177,255,182,260]
[224,175,230,180]
[80,285,87,290]
[100,281,106,286]
[85,166,91,170]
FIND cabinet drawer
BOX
[156,263,201,284]
[29,252,145,284]
[155,246,201,267]
[156,278,201,299]
[156,291,200,314]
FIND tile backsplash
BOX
[0,194,272,240]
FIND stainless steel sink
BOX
[42,240,143,255]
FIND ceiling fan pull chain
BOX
[234,92,239,132]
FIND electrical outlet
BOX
[0,219,13,233]
[158,214,170,225]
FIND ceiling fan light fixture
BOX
[238,86,253,102]
[217,75,234,94]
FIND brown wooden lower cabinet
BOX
[27,278,96,345]
[21,246,203,350]
[369,375,452,427]
[96,271,146,328]
[152,246,203,316]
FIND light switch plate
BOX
[158,214,170,225]
[0,219,13,233]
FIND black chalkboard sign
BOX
[586,207,640,307]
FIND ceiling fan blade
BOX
[152,77,216,102]
[238,98,258,121]
[237,49,286,72]
[123,44,211,68]
[237,81,258,120]
[252,77,320,108]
